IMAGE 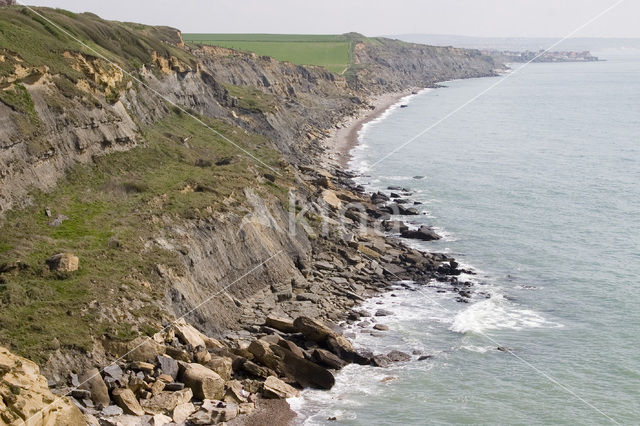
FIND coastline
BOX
[322,90,418,169]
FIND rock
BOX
[371,355,390,368]
[172,402,196,423]
[314,261,334,271]
[382,220,409,233]
[130,361,155,372]
[293,316,336,342]
[105,336,165,363]
[194,348,211,364]
[180,363,225,400]
[165,346,190,362]
[400,225,441,241]
[241,360,273,379]
[262,376,300,399]
[48,214,69,227]
[312,349,347,369]
[321,189,342,210]
[150,414,172,425]
[150,380,165,396]
[101,405,124,416]
[224,380,248,403]
[172,318,206,348]
[163,382,185,391]
[373,324,389,331]
[296,292,321,303]
[103,364,123,381]
[418,355,433,361]
[157,355,179,380]
[205,355,233,381]
[326,335,369,365]
[46,252,79,272]
[375,309,393,317]
[387,350,412,362]
[0,347,85,425]
[139,388,193,415]
[112,388,145,416]
[265,316,296,333]
[78,367,111,407]
[239,402,255,415]
[277,339,305,359]
[248,340,279,370]
[271,345,335,390]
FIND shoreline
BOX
[322,89,418,169]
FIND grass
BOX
[223,83,277,113]
[0,110,290,362]
[183,33,353,74]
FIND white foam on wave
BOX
[450,293,562,334]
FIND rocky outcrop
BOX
[0,346,84,425]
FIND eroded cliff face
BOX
[0,8,503,381]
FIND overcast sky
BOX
[25,0,640,38]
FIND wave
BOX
[450,293,562,334]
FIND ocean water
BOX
[292,55,640,425]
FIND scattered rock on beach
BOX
[401,225,441,241]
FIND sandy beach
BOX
[322,90,417,169]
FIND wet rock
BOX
[387,350,411,362]
[373,324,389,331]
[271,344,335,389]
[180,363,225,400]
[371,355,390,368]
[46,252,79,272]
[112,388,145,416]
[262,376,300,399]
[375,309,393,317]
[312,348,347,369]
[401,225,441,241]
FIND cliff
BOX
[0,7,501,423]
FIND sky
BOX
[25,0,640,38]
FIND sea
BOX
[291,53,640,425]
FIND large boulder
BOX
[204,356,233,381]
[104,336,165,363]
[0,346,85,426]
[78,367,111,407]
[180,363,225,400]
[262,376,299,399]
[312,348,347,370]
[140,388,193,415]
[264,316,297,333]
[112,388,145,416]
[293,316,336,342]
[46,252,79,272]
[172,318,206,348]
[270,345,335,389]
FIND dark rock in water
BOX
[373,324,389,331]
[312,348,347,370]
[382,220,409,233]
[390,192,401,198]
[418,355,433,361]
[383,203,419,216]
[400,104,408,108]
[387,350,412,362]
[270,345,336,390]
[371,355,390,368]
[497,346,511,352]
[371,192,390,204]
[413,201,423,205]
[387,186,403,191]
[401,226,440,241]
[375,309,393,317]
[413,175,425,179]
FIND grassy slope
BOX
[0,110,289,362]
[183,33,353,74]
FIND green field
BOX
[183,34,353,74]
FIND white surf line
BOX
[22,249,285,426]
[15,3,282,176]
[367,0,626,170]
[369,258,621,425]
